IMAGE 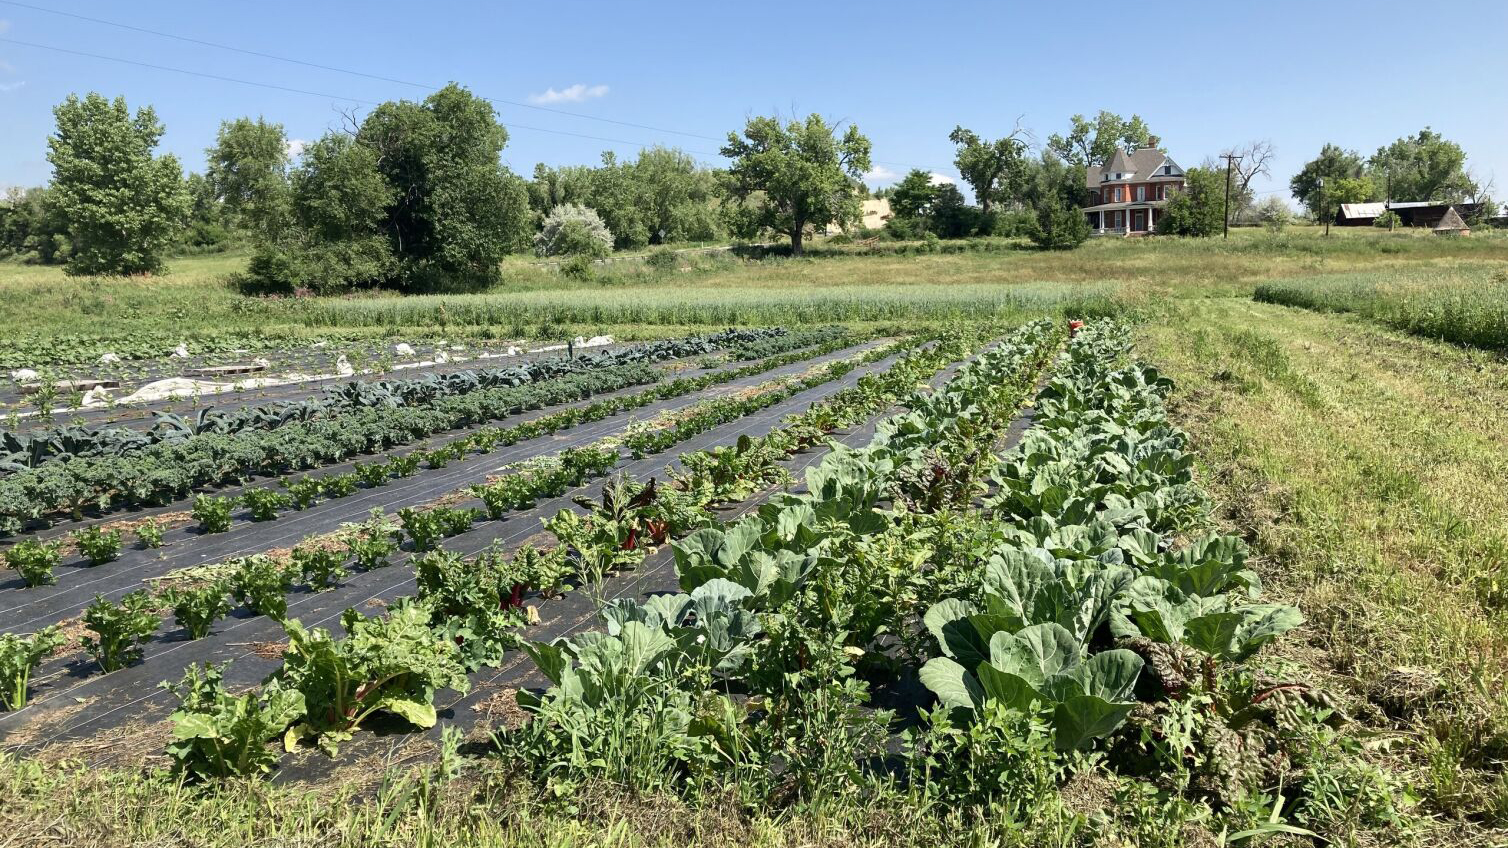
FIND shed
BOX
[1432,206,1471,236]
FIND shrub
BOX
[192,495,236,533]
[535,204,614,258]
[74,526,123,565]
[82,590,161,671]
[1256,196,1292,233]
[1373,210,1402,229]
[6,540,61,587]
[1026,205,1090,250]
[645,246,679,271]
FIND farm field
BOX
[0,232,1507,847]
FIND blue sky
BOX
[1,0,1505,206]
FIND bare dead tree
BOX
[1224,140,1276,193]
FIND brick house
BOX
[1083,146,1186,235]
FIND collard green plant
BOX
[920,622,1144,752]
[1110,577,1303,662]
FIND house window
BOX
[1135,185,1145,201]
[1113,187,1122,202]
[1163,165,1172,175]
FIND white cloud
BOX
[527,83,609,105]
[863,165,899,184]
[927,172,954,186]
[285,138,307,159]
[0,81,25,93]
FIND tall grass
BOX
[298,281,1127,329]
[1254,264,1508,351]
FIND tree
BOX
[928,183,981,238]
[358,84,533,286]
[719,114,871,255]
[1020,152,1089,250]
[46,93,188,276]
[1157,168,1225,237]
[1220,140,1275,224]
[206,117,290,236]
[1289,144,1366,214]
[0,186,70,264]
[526,147,720,249]
[1369,128,1477,203]
[948,125,1026,217]
[1253,196,1291,233]
[1046,111,1154,168]
[888,169,940,221]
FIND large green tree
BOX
[206,117,290,237]
[1046,111,1155,168]
[0,186,70,264]
[46,93,189,276]
[948,126,1026,217]
[1156,167,1225,237]
[527,146,718,249]
[1369,128,1478,203]
[1020,152,1089,250]
[719,114,871,255]
[888,169,940,221]
[1288,144,1367,214]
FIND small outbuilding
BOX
[1432,206,1471,236]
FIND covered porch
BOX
[1083,203,1160,236]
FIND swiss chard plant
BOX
[162,662,306,780]
[292,545,348,590]
[74,525,123,565]
[0,626,65,710]
[82,590,162,671]
[344,512,399,570]
[163,581,232,639]
[135,518,165,549]
[230,555,294,619]
[273,604,470,755]
[6,539,61,586]
[192,495,236,534]
[241,488,291,522]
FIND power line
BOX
[0,37,725,156]
[0,0,726,143]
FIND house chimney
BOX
[1144,135,1161,149]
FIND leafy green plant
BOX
[241,488,291,522]
[135,518,165,549]
[0,626,66,710]
[387,452,421,477]
[82,590,162,672]
[352,461,390,488]
[73,525,123,565]
[281,477,323,510]
[274,605,470,755]
[230,555,294,619]
[322,474,359,498]
[292,545,347,590]
[162,662,305,780]
[345,512,399,569]
[6,539,61,586]
[920,622,1144,752]
[163,581,232,639]
[192,495,236,533]
[513,543,571,599]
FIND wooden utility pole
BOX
[1220,154,1241,239]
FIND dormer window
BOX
[1163,165,1172,175]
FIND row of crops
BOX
[0,326,960,758]
[0,319,1328,838]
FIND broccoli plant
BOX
[162,662,306,779]
[0,626,66,710]
[6,540,62,587]
[163,581,232,639]
[82,590,162,671]
[74,525,123,565]
[241,488,291,522]
[274,604,469,755]
[230,555,294,620]
[192,495,236,534]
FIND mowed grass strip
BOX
[1139,297,1508,830]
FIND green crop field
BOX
[1,228,1507,848]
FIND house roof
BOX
[1433,206,1469,231]
[1339,202,1387,219]
[1086,147,1180,189]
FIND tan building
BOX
[825,198,892,235]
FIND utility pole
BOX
[1386,170,1394,230]
[1318,177,1330,237]
[1220,154,1241,239]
